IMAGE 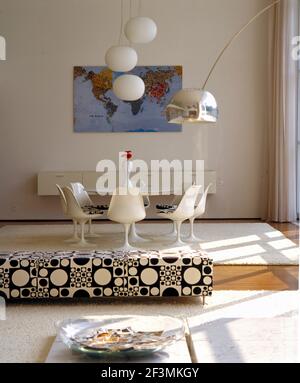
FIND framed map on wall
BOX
[73,66,182,132]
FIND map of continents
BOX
[74,66,182,132]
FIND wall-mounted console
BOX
[37,171,217,196]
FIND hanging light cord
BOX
[118,0,125,45]
[202,0,281,89]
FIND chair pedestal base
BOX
[171,240,187,247]
[86,219,100,238]
[74,241,96,248]
[85,233,100,238]
[167,222,177,237]
[184,235,202,243]
[129,223,149,243]
[64,237,80,244]
[72,221,96,248]
[117,223,141,252]
[184,219,202,243]
[64,220,80,243]
[170,221,186,247]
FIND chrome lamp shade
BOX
[165,89,218,124]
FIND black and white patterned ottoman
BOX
[0,250,213,302]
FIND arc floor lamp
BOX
[166,0,281,124]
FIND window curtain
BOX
[262,0,298,222]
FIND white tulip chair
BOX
[70,182,100,238]
[186,183,212,242]
[56,184,79,243]
[108,187,146,251]
[157,185,201,246]
[63,187,103,247]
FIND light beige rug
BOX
[0,290,298,362]
[0,222,299,265]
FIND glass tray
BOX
[57,315,185,358]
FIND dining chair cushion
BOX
[156,204,177,213]
[82,206,104,215]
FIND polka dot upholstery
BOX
[0,250,213,300]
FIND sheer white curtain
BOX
[262,0,298,222]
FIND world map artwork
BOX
[73,66,182,132]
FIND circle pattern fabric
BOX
[0,250,213,300]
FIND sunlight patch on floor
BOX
[207,244,266,258]
[281,247,300,257]
[200,235,261,250]
[267,239,296,250]
[264,231,284,239]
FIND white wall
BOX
[0,0,269,220]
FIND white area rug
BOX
[0,291,298,362]
[0,222,299,265]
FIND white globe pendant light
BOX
[113,74,145,101]
[105,45,138,72]
[125,16,157,44]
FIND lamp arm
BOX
[202,0,280,90]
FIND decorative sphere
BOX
[113,75,145,101]
[105,45,138,72]
[125,17,157,44]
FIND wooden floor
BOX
[214,265,298,290]
[214,222,299,291]
[0,220,298,291]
